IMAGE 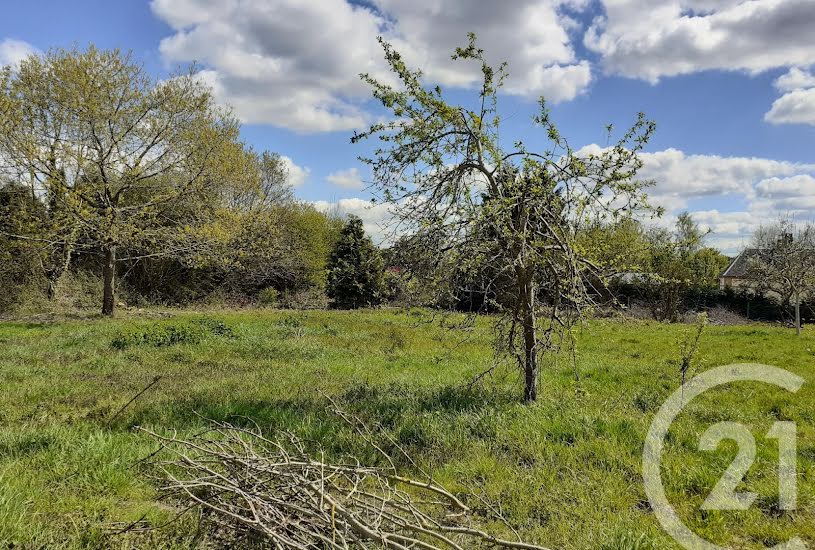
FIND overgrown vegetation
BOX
[0,35,812,550]
[678,312,708,388]
[0,310,813,548]
[0,43,803,339]
[0,47,343,317]
[110,317,234,349]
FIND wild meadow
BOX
[0,309,813,549]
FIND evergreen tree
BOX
[327,216,384,309]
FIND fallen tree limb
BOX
[140,418,551,549]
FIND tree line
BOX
[1,40,811,402]
[0,47,367,315]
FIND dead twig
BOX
[138,418,551,550]
[107,375,162,426]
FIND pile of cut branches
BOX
[142,417,549,549]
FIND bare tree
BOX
[353,34,656,401]
[747,220,815,336]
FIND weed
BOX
[111,317,234,349]
[276,315,306,338]
[679,312,708,388]
[0,310,811,548]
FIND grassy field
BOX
[0,309,813,549]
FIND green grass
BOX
[0,309,814,548]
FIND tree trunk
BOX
[520,271,538,402]
[102,244,116,316]
[795,291,801,336]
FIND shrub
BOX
[111,317,234,350]
[53,270,104,311]
[258,287,279,308]
[279,288,329,310]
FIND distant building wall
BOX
[719,276,747,290]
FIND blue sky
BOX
[2,0,814,253]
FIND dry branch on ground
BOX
[141,417,550,550]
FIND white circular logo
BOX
[642,363,806,549]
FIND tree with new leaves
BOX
[0,183,51,308]
[578,214,728,320]
[644,212,709,321]
[0,46,242,316]
[354,34,656,401]
[327,215,384,309]
[224,150,294,211]
[580,217,651,276]
[747,220,815,336]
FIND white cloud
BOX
[578,145,815,211]
[509,61,591,103]
[774,67,815,92]
[585,0,815,83]
[692,210,758,236]
[753,175,815,211]
[578,145,815,254]
[640,150,815,208]
[150,0,593,132]
[326,167,365,190]
[688,205,815,255]
[638,150,815,246]
[765,68,815,126]
[377,0,592,102]
[0,38,37,68]
[648,205,815,255]
[279,155,309,187]
[153,0,381,132]
[756,174,815,198]
[313,198,395,244]
[151,1,815,132]
[679,209,758,254]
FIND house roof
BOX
[720,247,815,278]
[720,249,759,278]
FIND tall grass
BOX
[0,310,812,548]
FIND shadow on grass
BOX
[341,382,516,424]
[119,381,517,467]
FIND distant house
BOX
[720,247,815,291]
[719,249,759,289]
